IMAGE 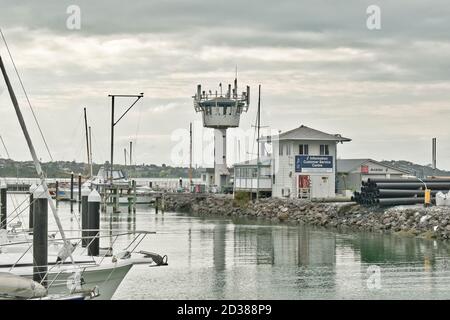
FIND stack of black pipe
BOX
[352,178,450,206]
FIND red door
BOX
[299,175,310,188]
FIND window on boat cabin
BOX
[223,106,227,115]
[299,144,309,155]
[320,144,329,155]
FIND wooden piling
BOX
[113,186,120,213]
[132,180,136,213]
[78,173,82,202]
[33,185,48,287]
[127,184,132,213]
[55,181,59,201]
[28,184,37,232]
[81,186,90,247]
[0,182,7,229]
[70,172,74,202]
[87,189,101,256]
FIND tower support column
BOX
[214,128,228,189]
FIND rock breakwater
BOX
[163,194,450,240]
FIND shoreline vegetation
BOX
[0,158,200,178]
[164,193,450,241]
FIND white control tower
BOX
[193,79,250,189]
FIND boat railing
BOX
[1,229,157,297]
[0,229,156,248]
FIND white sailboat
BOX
[0,229,165,299]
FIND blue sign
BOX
[295,155,333,173]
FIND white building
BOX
[198,167,215,188]
[260,125,351,199]
[233,157,272,197]
[336,159,410,194]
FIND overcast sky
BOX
[1,1,450,169]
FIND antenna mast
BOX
[84,107,90,177]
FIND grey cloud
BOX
[1,1,450,169]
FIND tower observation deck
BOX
[193,79,250,189]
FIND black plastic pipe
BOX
[377,197,435,206]
[373,182,450,189]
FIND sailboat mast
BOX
[89,126,93,177]
[256,84,261,200]
[0,55,71,252]
[84,107,90,177]
[129,141,132,166]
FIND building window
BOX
[252,168,257,178]
[286,144,291,155]
[299,144,309,155]
[279,143,283,156]
[236,168,240,178]
[202,174,206,182]
[320,144,329,155]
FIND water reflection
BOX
[11,196,450,300]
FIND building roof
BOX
[259,125,351,143]
[233,157,272,167]
[337,159,411,174]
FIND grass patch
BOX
[233,191,250,208]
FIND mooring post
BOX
[132,179,136,213]
[78,173,82,202]
[101,187,107,213]
[70,171,74,202]
[87,189,101,256]
[55,180,59,201]
[113,186,120,213]
[81,186,90,248]
[0,182,7,229]
[127,184,132,214]
[28,183,37,232]
[155,196,159,214]
[33,184,48,287]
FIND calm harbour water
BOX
[7,194,450,299]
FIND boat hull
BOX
[2,258,134,300]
